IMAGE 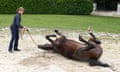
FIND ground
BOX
[0,28,120,72]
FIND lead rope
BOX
[20,28,49,57]
[26,29,38,47]
[26,28,50,57]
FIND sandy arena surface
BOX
[0,28,120,72]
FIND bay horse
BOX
[38,30,110,67]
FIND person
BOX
[8,7,24,53]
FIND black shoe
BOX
[8,50,13,53]
[14,49,21,51]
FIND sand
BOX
[0,28,120,72]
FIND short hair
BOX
[17,7,24,12]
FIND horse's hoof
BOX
[54,29,59,33]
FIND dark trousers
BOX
[8,26,19,51]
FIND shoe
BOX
[8,50,13,53]
[14,49,21,51]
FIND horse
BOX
[38,30,110,67]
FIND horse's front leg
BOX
[46,34,56,44]
[54,30,66,38]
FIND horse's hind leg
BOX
[89,32,101,44]
[46,34,56,44]
[88,31,96,39]
[54,30,66,38]
[79,35,90,45]
[79,35,94,51]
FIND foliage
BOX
[0,0,93,15]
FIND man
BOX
[8,7,24,53]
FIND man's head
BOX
[17,7,24,15]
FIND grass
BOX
[0,14,120,33]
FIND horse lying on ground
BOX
[38,30,110,67]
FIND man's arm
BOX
[15,15,23,28]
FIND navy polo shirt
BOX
[11,13,23,30]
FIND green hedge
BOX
[0,0,93,15]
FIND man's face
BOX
[18,9,24,15]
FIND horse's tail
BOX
[89,59,110,67]
[89,59,117,71]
